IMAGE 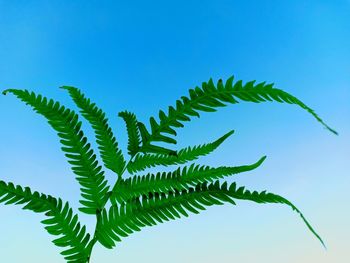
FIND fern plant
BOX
[1,76,336,262]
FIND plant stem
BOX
[86,211,101,263]
[86,154,137,262]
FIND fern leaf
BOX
[61,86,126,176]
[138,76,337,152]
[118,111,141,156]
[110,156,266,204]
[98,182,235,248]
[3,89,109,214]
[0,180,91,262]
[98,180,323,248]
[127,130,234,173]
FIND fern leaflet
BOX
[98,180,323,249]
[61,86,126,176]
[0,180,91,262]
[110,156,266,204]
[118,111,141,156]
[127,130,234,173]
[3,89,109,214]
[137,76,337,154]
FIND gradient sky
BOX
[0,1,349,262]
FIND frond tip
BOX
[227,182,326,248]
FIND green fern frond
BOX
[137,76,337,152]
[110,156,266,204]
[98,180,323,249]
[61,86,126,176]
[97,181,235,248]
[118,111,141,156]
[2,75,332,261]
[127,130,235,173]
[0,180,91,262]
[3,89,109,214]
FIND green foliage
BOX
[61,86,126,177]
[110,156,266,204]
[118,111,142,156]
[2,89,109,215]
[1,76,336,262]
[98,180,325,249]
[137,77,337,155]
[0,181,91,262]
[127,130,235,173]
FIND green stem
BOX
[86,211,101,263]
[86,154,137,262]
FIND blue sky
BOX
[0,1,349,262]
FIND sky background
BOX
[0,0,349,262]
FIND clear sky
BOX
[0,1,349,262]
